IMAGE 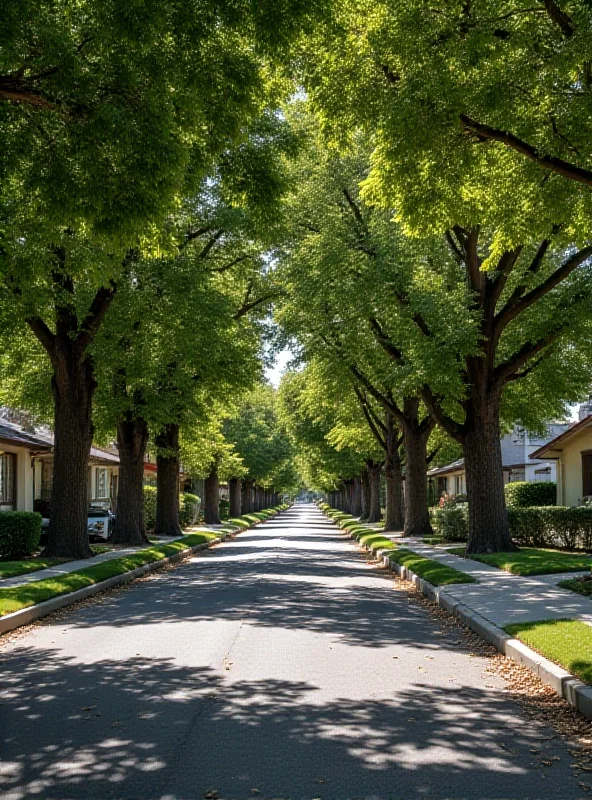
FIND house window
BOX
[582,453,592,498]
[95,468,108,499]
[455,475,464,495]
[0,453,16,508]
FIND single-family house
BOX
[0,420,53,512]
[427,423,569,502]
[530,415,592,506]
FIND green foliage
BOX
[386,550,475,586]
[430,507,469,542]
[458,547,592,577]
[504,620,592,686]
[507,506,592,551]
[143,486,158,532]
[358,533,395,552]
[558,576,592,598]
[179,493,201,529]
[504,481,556,508]
[0,512,42,559]
[0,557,62,580]
[0,532,219,617]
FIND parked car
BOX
[40,506,116,544]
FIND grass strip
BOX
[387,549,476,586]
[505,619,592,685]
[0,545,112,580]
[0,531,219,617]
[359,533,396,552]
[557,576,592,597]
[451,547,592,576]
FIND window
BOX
[582,453,592,498]
[455,475,464,495]
[95,468,108,499]
[0,453,16,508]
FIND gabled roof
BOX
[530,415,592,460]
[0,420,53,452]
[427,458,465,477]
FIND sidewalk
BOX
[0,528,219,590]
[358,523,592,628]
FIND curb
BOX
[0,534,231,636]
[330,514,592,721]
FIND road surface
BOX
[0,504,585,799]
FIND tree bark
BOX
[464,390,514,553]
[402,398,433,537]
[360,469,371,520]
[367,460,382,523]
[155,423,182,537]
[229,477,241,517]
[384,416,405,532]
[242,479,253,513]
[111,415,149,545]
[352,476,362,517]
[43,346,95,558]
[204,462,221,525]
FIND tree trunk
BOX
[204,462,221,525]
[367,460,382,523]
[242,479,253,513]
[44,347,95,558]
[360,470,371,520]
[402,399,433,537]
[155,423,182,537]
[384,416,405,532]
[111,416,149,546]
[464,391,514,553]
[352,476,362,517]
[229,478,241,518]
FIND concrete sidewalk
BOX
[366,525,592,627]
[0,528,220,590]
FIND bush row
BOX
[143,486,201,531]
[431,504,592,550]
[0,512,42,559]
[504,481,556,508]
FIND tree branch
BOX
[494,332,558,386]
[460,114,592,186]
[543,0,574,37]
[495,245,592,335]
[233,292,277,320]
[353,386,386,450]
[77,280,117,350]
[368,317,404,363]
[25,317,56,355]
[421,384,465,442]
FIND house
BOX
[0,420,53,511]
[530,415,592,506]
[427,424,569,501]
[0,414,159,514]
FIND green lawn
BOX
[557,576,592,597]
[505,619,592,685]
[0,531,219,617]
[450,547,592,576]
[387,549,476,586]
[358,533,396,551]
[0,544,112,580]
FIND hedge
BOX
[143,487,201,532]
[504,481,556,508]
[0,512,42,558]
[431,504,592,550]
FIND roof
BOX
[427,458,465,477]
[530,415,592,460]
[0,420,53,452]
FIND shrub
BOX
[508,506,592,550]
[0,512,42,558]
[504,481,556,508]
[219,498,229,520]
[430,506,468,541]
[179,493,201,528]
[143,486,158,531]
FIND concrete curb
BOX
[328,513,592,721]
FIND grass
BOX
[387,549,476,586]
[358,532,396,551]
[0,544,112,580]
[505,619,592,685]
[0,531,219,617]
[422,536,444,545]
[450,547,592,576]
[558,575,592,597]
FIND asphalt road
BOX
[0,504,586,799]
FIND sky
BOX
[264,349,293,388]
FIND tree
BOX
[0,0,327,557]
[275,111,592,550]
